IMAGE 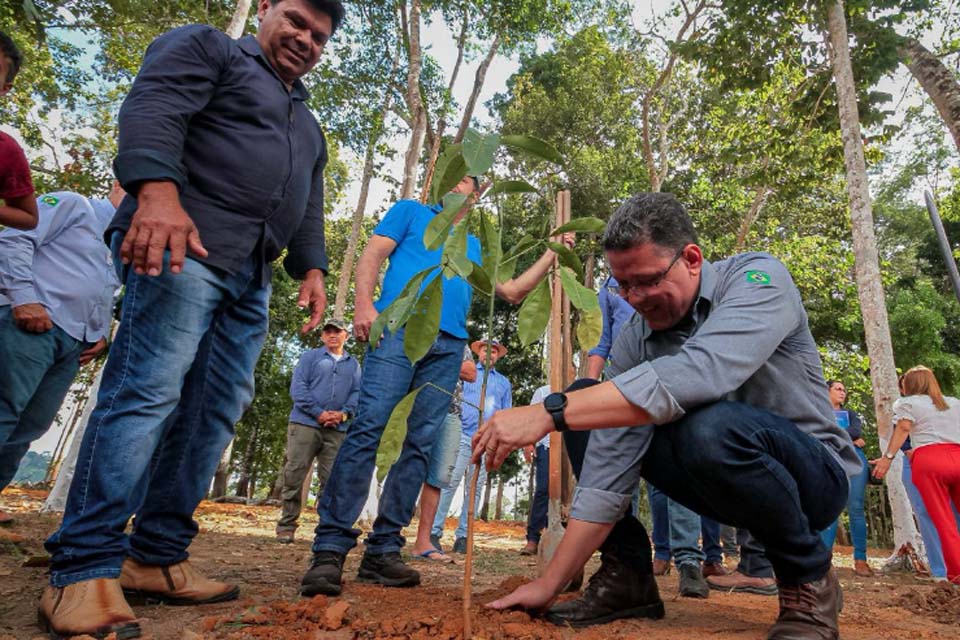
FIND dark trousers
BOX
[526,444,550,543]
[563,379,847,585]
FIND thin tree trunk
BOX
[332,48,400,317]
[900,37,960,153]
[734,185,770,252]
[826,0,920,556]
[211,441,232,498]
[480,472,493,520]
[400,0,425,199]
[494,476,505,520]
[453,34,501,143]
[235,423,259,497]
[224,0,252,39]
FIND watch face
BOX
[544,393,566,412]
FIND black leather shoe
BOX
[545,554,665,628]
[301,551,346,597]
[430,534,443,551]
[767,571,841,639]
[678,563,709,598]
[357,552,420,588]
[452,537,467,554]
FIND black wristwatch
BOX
[543,392,569,432]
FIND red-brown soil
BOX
[1,488,957,639]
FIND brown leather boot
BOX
[853,559,873,577]
[707,570,778,595]
[652,558,671,575]
[38,578,141,640]
[767,571,841,640]
[545,554,665,628]
[120,558,239,606]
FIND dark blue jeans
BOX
[311,328,464,555]
[820,446,869,561]
[0,307,87,490]
[565,380,847,585]
[47,242,268,587]
[526,444,549,543]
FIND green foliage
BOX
[424,193,468,251]
[517,279,552,346]
[404,276,444,363]
[377,387,422,482]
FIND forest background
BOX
[4,0,960,544]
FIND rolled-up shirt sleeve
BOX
[113,26,227,193]
[612,259,803,422]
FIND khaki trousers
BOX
[277,422,346,532]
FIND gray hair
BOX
[602,193,697,252]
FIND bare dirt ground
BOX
[1,487,957,639]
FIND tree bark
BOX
[900,37,960,153]
[224,0,252,39]
[332,47,400,317]
[400,0,426,200]
[479,472,493,520]
[453,34,501,143]
[734,185,770,252]
[211,440,233,498]
[494,476,504,520]
[826,0,920,556]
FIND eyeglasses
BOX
[606,248,685,298]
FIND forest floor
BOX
[1,487,958,639]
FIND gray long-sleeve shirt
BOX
[571,252,862,523]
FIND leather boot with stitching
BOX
[767,570,841,639]
[38,578,141,640]
[120,558,239,606]
[545,554,665,628]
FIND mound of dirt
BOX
[897,582,960,625]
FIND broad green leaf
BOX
[484,179,537,198]
[503,235,540,260]
[404,276,444,363]
[501,134,564,165]
[466,261,492,295]
[559,267,600,311]
[442,216,474,279]
[497,256,518,283]
[479,212,501,274]
[462,128,501,176]
[547,241,583,279]
[376,387,422,482]
[369,267,434,348]
[577,307,603,353]
[431,144,466,204]
[549,217,607,236]
[423,193,467,251]
[518,279,551,346]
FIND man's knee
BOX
[671,401,751,468]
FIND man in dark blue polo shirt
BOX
[41,2,345,637]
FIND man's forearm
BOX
[539,518,614,593]
[354,249,382,310]
[586,355,606,380]
[566,380,652,431]
[496,248,555,304]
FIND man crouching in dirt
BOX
[472,192,861,640]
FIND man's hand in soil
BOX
[486,577,559,613]
[13,303,53,333]
[472,404,553,470]
[298,269,327,334]
[79,338,108,366]
[120,181,207,276]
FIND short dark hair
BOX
[603,192,698,252]
[270,0,346,35]
[470,176,481,192]
[0,30,22,84]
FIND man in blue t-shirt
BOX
[302,175,574,596]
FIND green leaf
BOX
[577,307,603,352]
[559,267,600,311]
[403,276,444,363]
[431,144,467,204]
[547,241,583,279]
[376,387,422,482]
[423,193,467,251]
[501,134,564,165]
[462,128,501,176]
[369,267,435,348]
[442,215,474,279]
[497,256,518,283]
[518,279,552,346]
[466,261,493,295]
[549,217,607,236]
[503,235,540,260]
[479,212,501,274]
[485,179,538,197]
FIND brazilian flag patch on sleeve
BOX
[745,270,771,285]
[40,195,59,206]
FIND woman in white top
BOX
[872,366,960,584]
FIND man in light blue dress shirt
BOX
[0,184,123,500]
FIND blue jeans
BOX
[0,307,87,490]
[425,413,462,489]
[526,444,549,543]
[820,447,869,560]
[46,244,268,587]
[564,378,847,584]
[648,483,670,561]
[312,328,463,555]
[432,433,487,541]
[902,454,960,578]
[649,482,725,566]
